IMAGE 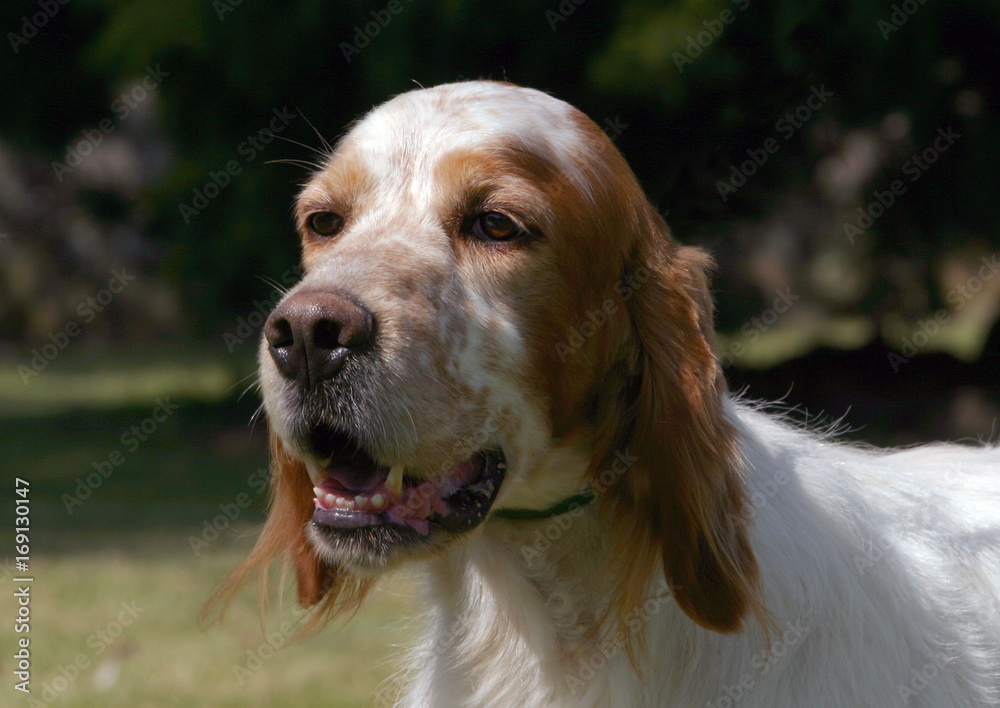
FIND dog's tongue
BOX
[325,462,388,494]
[449,459,479,487]
[312,452,501,536]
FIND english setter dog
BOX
[211,81,1000,707]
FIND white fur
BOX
[267,81,1000,707]
[398,402,1000,707]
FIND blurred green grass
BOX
[1,540,418,708]
[8,312,990,706]
[0,345,415,707]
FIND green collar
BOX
[493,490,596,520]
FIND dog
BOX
[209,81,1000,707]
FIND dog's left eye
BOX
[307,211,344,237]
[473,212,524,242]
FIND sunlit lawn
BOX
[3,305,993,707]
[0,347,417,707]
[2,538,419,708]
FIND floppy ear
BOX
[201,429,371,632]
[595,212,761,635]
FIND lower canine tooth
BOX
[386,465,405,496]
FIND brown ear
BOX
[201,429,370,632]
[596,216,761,635]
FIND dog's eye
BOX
[473,212,523,242]
[307,211,344,237]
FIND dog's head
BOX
[213,81,760,635]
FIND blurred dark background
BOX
[3,0,999,452]
[2,0,1000,514]
[1,2,998,705]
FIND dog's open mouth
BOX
[302,425,506,536]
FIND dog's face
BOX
[260,82,638,569]
[238,81,758,635]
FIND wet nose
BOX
[264,291,374,387]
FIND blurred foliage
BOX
[1,0,998,339]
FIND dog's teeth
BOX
[371,493,386,510]
[387,465,405,496]
[355,494,369,509]
[305,458,326,486]
[325,493,338,509]
[313,486,324,498]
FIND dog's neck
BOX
[404,501,680,707]
[399,412,776,708]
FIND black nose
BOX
[264,291,374,386]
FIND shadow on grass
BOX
[1,345,271,556]
[8,397,270,553]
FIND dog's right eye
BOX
[307,211,344,237]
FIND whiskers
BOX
[248,400,267,439]
[257,274,293,296]
[224,369,267,437]
[265,109,335,174]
